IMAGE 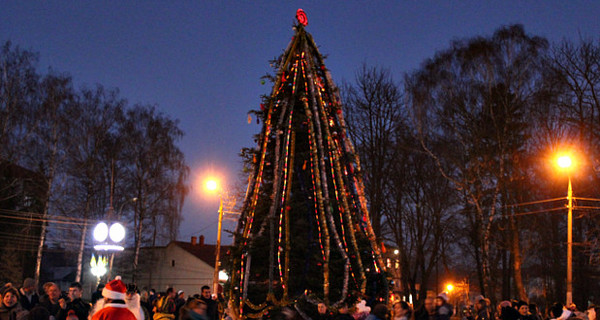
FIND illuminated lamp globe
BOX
[446,284,454,292]
[93,222,109,242]
[96,263,107,277]
[206,179,218,191]
[557,155,572,169]
[109,223,126,242]
[219,270,229,282]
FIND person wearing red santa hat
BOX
[91,277,137,320]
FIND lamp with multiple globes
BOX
[93,221,126,251]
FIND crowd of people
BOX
[1,279,598,320]
[307,292,597,320]
[0,277,222,320]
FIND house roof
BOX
[171,241,229,268]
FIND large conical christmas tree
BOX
[229,10,386,318]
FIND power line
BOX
[0,214,92,226]
[512,206,569,217]
[504,197,566,208]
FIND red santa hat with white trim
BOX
[102,276,126,300]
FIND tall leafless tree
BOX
[405,25,549,300]
[119,105,189,281]
[342,64,404,241]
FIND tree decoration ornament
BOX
[229,10,385,319]
[296,9,308,26]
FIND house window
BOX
[171,260,175,267]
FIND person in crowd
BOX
[148,290,157,311]
[65,310,77,320]
[415,297,435,320]
[569,304,589,320]
[336,302,355,320]
[527,304,542,320]
[124,284,146,320]
[91,284,104,306]
[392,301,411,320]
[139,290,152,320]
[90,277,137,320]
[153,288,176,320]
[316,302,332,320]
[499,303,518,320]
[57,282,90,320]
[496,301,509,320]
[435,293,453,320]
[474,297,490,320]
[515,301,533,320]
[199,287,217,320]
[27,305,50,320]
[39,283,61,319]
[366,304,388,320]
[586,304,596,320]
[352,300,371,320]
[0,286,29,320]
[550,302,571,320]
[19,279,39,312]
[179,299,207,320]
[175,291,186,319]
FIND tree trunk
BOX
[133,210,144,282]
[34,220,47,287]
[509,214,527,301]
[75,221,88,282]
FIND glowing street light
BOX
[555,153,574,306]
[93,222,126,251]
[90,254,108,284]
[206,179,218,192]
[446,283,454,293]
[557,156,572,169]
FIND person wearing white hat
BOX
[90,277,137,320]
[435,292,453,320]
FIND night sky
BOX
[2,1,599,245]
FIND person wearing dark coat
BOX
[199,287,217,320]
[474,297,490,320]
[434,293,453,320]
[415,297,436,320]
[515,301,535,320]
[336,303,355,320]
[56,283,90,320]
[27,305,50,320]
[19,279,39,312]
[38,283,61,319]
[91,284,104,306]
[367,304,389,320]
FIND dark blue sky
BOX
[2,2,599,245]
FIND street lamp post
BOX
[213,197,224,295]
[92,197,137,279]
[205,178,224,295]
[204,177,239,295]
[557,155,573,306]
[566,173,573,306]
